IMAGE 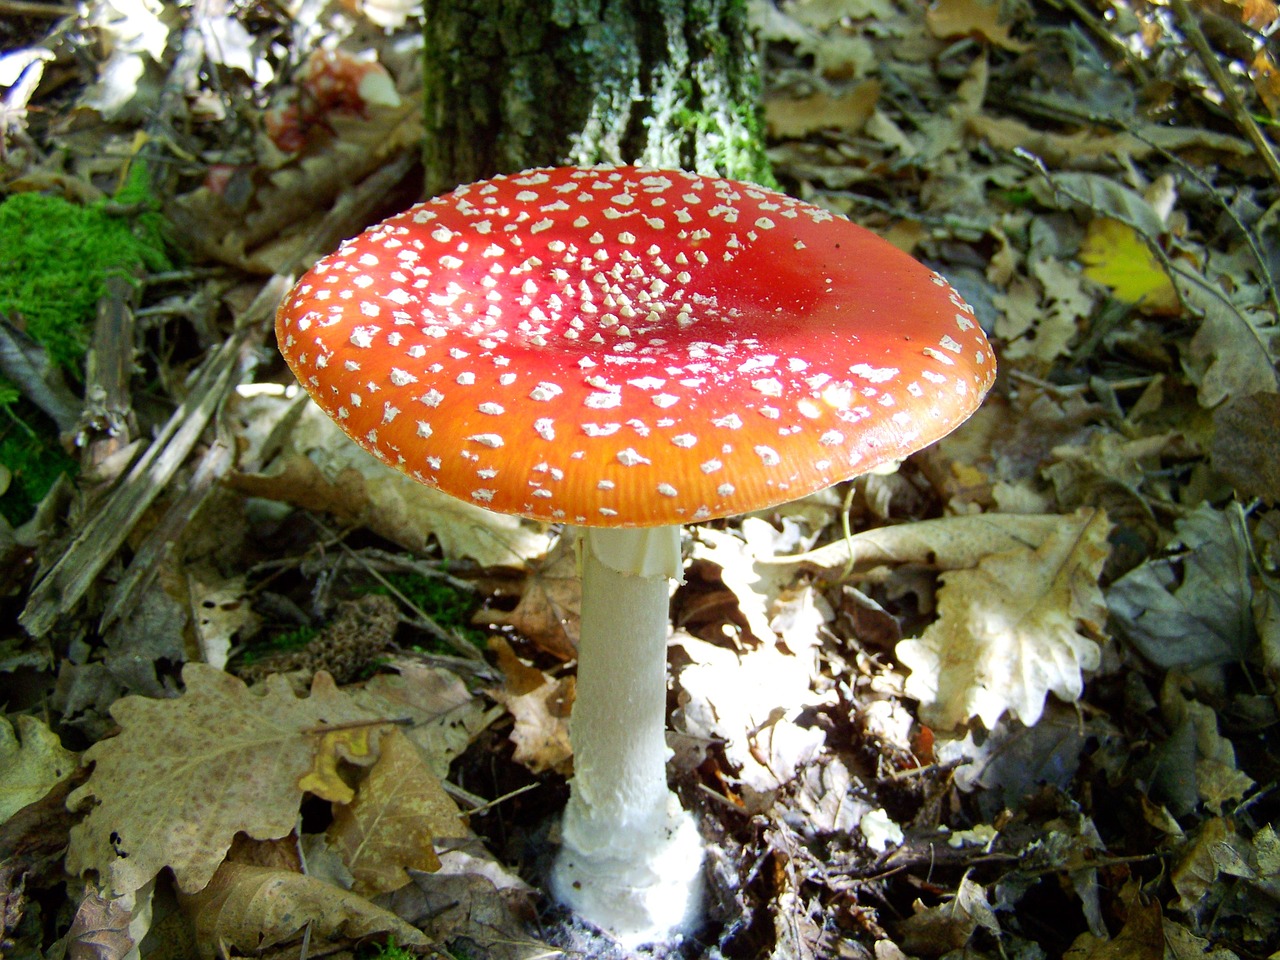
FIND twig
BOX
[1049,0,1151,84]
[447,780,539,814]
[1168,0,1280,188]
[0,1,75,15]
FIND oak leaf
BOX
[327,728,467,895]
[897,508,1111,730]
[180,861,430,959]
[0,714,78,821]
[66,664,390,897]
[352,662,494,778]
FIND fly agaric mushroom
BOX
[275,165,996,945]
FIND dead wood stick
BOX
[0,1,75,15]
[80,272,140,463]
[18,308,268,638]
[1168,0,1280,188]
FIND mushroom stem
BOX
[550,525,705,946]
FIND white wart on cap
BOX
[276,165,997,526]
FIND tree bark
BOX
[422,0,771,195]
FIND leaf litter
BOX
[1,0,1279,957]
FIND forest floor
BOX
[1,1,1279,958]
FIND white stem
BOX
[550,526,705,946]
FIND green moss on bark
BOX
[422,0,772,193]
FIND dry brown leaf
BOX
[64,886,138,960]
[897,508,1112,730]
[179,862,430,959]
[66,665,390,897]
[353,662,495,778]
[231,399,550,567]
[1212,392,1280,502]
[480,537,580,660]
[1254,50,1280,118]
[777,510,1089,572]
[1064,887,1163,960]
[328,728,467,895]
[489,663,574,775]
[1160,678,1255,815]
[385,844,542,960]
[995,259,1095,363]
[1171,817,1236,912]
[170,104,423,273]
[488,636,550,696]
[926,0,1031,51]
[187,571,257,671]
[1182,284,1279,407]
[764,79,880,137]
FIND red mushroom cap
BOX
[276,165,996,527]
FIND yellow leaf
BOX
[1080,217,1179,314]
[298,724,382,804]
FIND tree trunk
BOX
[421,0,771,195]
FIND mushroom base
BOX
[551,793,705,948]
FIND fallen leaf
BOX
[1160,677,1255,814]
[480,537,579,660]
[926,0,1031,51]
[781,510,1096,580]
[1252,48,1280,117]
[764,79,880,137]
[384,843,543,960]
[299,724,383,804]
[231,399,549,567]
[1108,504,1256,670]
[81,0,172,119]
[676,587,830,792]
[1080,217,1179,313]
[187,571,257,671]
[0,714,78,821]
[691,527,778,642]
[66,665,391,897]
[1181,282,1279,407]
[179,861,430,959]
[1211,391,1280,502]
[64,885,140,960]
[897,508,1112,730]
[1064,887,1163,960]
[354,662,494,778]
[899,876,998,955]
[1171,817,1235,912]
[328,728,467,895]
[499,676,575,775]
